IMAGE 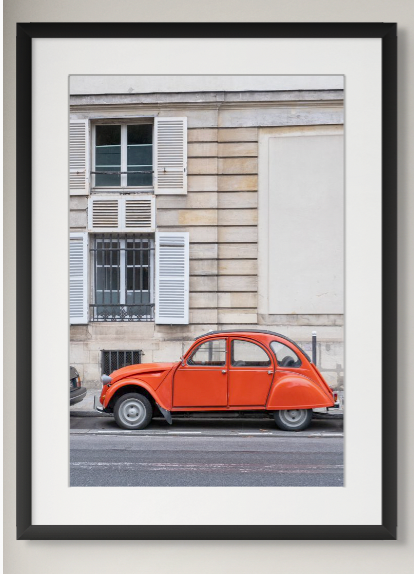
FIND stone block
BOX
[190,309,218,324]
[70,196,88,210]
[190,259,217,276]
[157,226,218,243]
[218,142,258,157]
[218,192,257,209]
[188,176,217,192]
[188,128,218,142]
[218,292,257,308]
[157,192,217,210]
[190,292,218,308]
[218,157,258,175]
[218,127,258,142]
[190,276,217,292]
[70,210,87,229]
[218,175,258,191]
[218,243,258,259]
[218,209,258,226]
[188,158,217,175]
[218,259,258,275]
[190,243,218,259]
[188,142,218,157]
[218,276,257,292]
[152,341,183,363]
[218,227,257,243]
[218,310,258,324]
[69,342,88,364]
[157,209,217,226]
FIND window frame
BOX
[230,339,272,368]
[91,119,155,193]
[270,340,303,368]
[186,338,228,368]
[90,233,155,322]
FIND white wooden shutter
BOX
[88,196,155,232]
[154,117,187,195]
[70,119,89,195]
[155,232,189,324]
[70,232,88,324]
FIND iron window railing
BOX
[101,350,143,375]
[90,233,154,322]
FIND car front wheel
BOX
[114,392,153,430]
[273,409,312,431]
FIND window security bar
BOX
[90,234,154,322]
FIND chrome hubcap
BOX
[279,409,307,427]
[119,398,146,427]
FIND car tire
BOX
[273,409,312,431]
[114,392,153,430]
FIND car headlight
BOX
[101,374,112,386]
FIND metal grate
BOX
[90,233,154,322]
[101,350,143,375]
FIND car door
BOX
[173,338,228,407]
[228,338,274,406]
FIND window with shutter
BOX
[70,233,88,324]
[154,117,187,195]
[70,120,89,195]
[88,196,155,232]
[155,232,189,324]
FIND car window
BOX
[231,340,271,367]
[270,341,302,368]
[187,339,226,366]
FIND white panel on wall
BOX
[70,232,88,324]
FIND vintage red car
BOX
[94,330,335,431]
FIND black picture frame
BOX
[16,22,397,541]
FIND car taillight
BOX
[333,392,338,402]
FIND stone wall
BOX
[70,90,344,390]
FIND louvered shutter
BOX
[154,117,187,195]
[70,120,89,195]
[88,196,155,232]
[155,232,189,324]
[70,233,88,324]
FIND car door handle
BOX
[222,370,227,374]
[268,371,273,375]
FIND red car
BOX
[94,330,335,431]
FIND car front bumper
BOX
[93,394,105,413]
[70,386,87,405]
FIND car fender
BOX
[267,372,334,410]
[102,377,170,411]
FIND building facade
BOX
[69,77,344,390]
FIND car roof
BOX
[194,329,311,362]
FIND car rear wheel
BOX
[114,392,153,430]
[273,409,312,431]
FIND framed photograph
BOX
[17,23,397,540]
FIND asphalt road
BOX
[70,415,343,487]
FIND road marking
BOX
[167,431,202,434]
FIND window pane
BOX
[270,341,302,368]
[231,340,271,367]
[188,340,226,366]
[127,124,153,186]
[95,125,121,186]
[127,124,152,145]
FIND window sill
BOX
[91,186,154,194]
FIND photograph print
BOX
[69,74,344,488]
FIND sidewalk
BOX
[70,389,343,419]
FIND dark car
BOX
[70,366,87,405]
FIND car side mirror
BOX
[180,356,185,366]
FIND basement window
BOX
[101,350,143,375]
